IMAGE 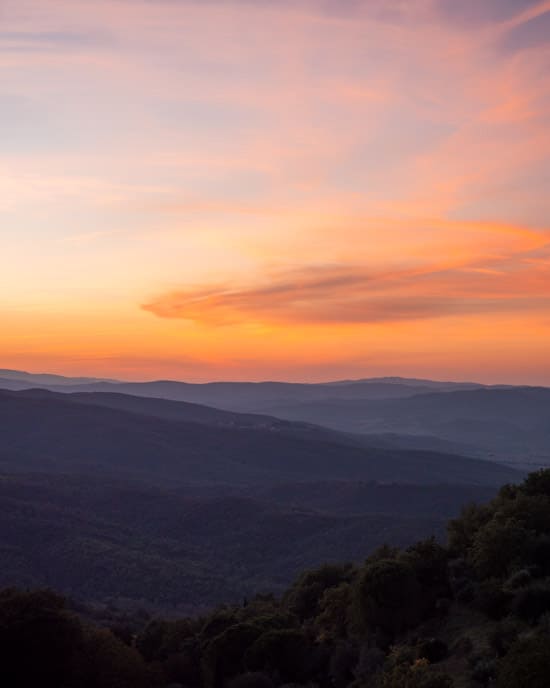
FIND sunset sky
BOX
[2,0,550,383]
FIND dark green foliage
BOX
[227,672,274,688]
[496,636,550,688]
[355,541,449,639]
[328,642,358,688]
[202,623,264,688]
[5,469,550,687]
[469,655,497,685]
[0,472,484,612]
[511,583,550,621]
[520,469,550,498]
[488,618,522,657]
[244,629,311,683]
[75,626,149,688]
[470,518,529,577]
[316,583,352,639]
[284,563,353,621]
[416,638,448,664]
[404,539,450,614]
[378,647,453,687]
[472,579,512,619]
[0,588,83,688]
[0,589,148,688]
[448,504,492,554]
[356,558,422,636]
[136,618,197,662]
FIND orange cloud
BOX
[142,241,550,326]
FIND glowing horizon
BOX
[2,0,550,384]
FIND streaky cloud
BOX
[141,249,550,325]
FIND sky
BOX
[1,0,550,383]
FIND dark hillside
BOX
[0,473,491,611]
[0,389,518,486]
[4,470,550,687]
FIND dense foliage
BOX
[0,473,493,611]
[6,470,550,687]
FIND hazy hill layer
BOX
[3,369,545,466]
[0,369,485,408]
[0,388,519,487]
[259,387,550,466]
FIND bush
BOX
[76,626,149,688]
[473,580,511,619]
[504,569,531,590]
[497,636,550,687]
[244,629,310,683]
[328,642,357,688]
[0,588,84,688]
[450,636,473,658]
[520,469,550,498]
[448,504,492,555]
[488,619,522,657]
[284,564,353,621]
[227,672,274,688]
[355,559,422,636]
[470,519,529,578]
[202,623,264,688]
[380,656,453,688]
[417,638,448,664]
[512,584,550,622]
[470,656,497,684]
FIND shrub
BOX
[496,636,550,687]
[284,564,353,621]
[511,584,550,622]
[0,588,84,688]
[488,618,522,657]
[450,636,473,658]
[473,580,511,620]
[417,638,448,664]
[504,568,531,590]
[355,559,422,636]
[227,672,274,688]
[520,469,550,498]
[470,656,497,685]
[470,519,529,578]
[245,629,310,683]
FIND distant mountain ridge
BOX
[0,369,514,409]
[0,369,530,611]
[0,369,116,386]
[2,368,548,468]
[0,388,518,487]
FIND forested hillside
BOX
[5,470,550,687]
[0,388,518,487]
[0,473,493,612]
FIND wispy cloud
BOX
[0,30,112,52]
[142,240,550,325]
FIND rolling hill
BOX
[0,472,496,611]
[0,388,519,487]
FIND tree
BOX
[0,588,84,688]
[202,623,263,688]
[245,629,310,683]
[355,558,422,636]
[284,563,353,621]
[470,518,529,578]
[75,627,149,688]
[520,469,550,499]
[497,636,550,688]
